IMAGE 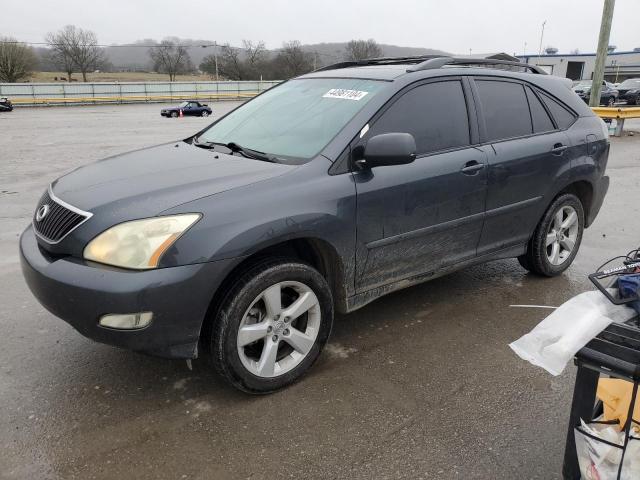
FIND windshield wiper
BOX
[226,142,278,163]
[192,137,278,162]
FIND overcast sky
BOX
[3,0,639,55]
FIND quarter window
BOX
[538,91,577,130]
[526,87,555,133]
[367,80,470,155]
[475,80,532,141]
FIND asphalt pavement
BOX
[1,103,639,479]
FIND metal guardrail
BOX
[0,81,281,107]
[592,106,640,137]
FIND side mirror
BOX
[358,133,416,169]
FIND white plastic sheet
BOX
[509,290,637,376]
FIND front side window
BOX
[366,80,470,155]
[198,78,386,160]
[475,80,533,141]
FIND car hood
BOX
[52,142,295,217]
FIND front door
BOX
[354,79,488,293]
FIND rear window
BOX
[538,91,577,130]
[475,80,532,141]
[525,87,555,133]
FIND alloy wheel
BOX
[545,205,580,266]
[236,281,321,378]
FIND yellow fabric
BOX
[597,378,640,431]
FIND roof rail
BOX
[313,55,443,72]
[406,56,547,74]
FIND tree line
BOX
[0,26,385,83]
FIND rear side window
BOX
[538,92,577,130]
[475,80,532,141]
[525,87,555,133]
[368,80,470,155]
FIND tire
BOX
[171,111,178,118]
[201,111,210,117]
[210,258,333,394]
[518,193,584,277]
[606,96,615,107]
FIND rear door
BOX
[354,78,488,292]
[471,78,573,255]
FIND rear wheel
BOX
[606,96,615,107]
[518,193,584,276]
[210,258,333,394]
[201,111,210,117]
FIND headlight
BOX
[83,214,201,269]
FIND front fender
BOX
[159,159,357,292]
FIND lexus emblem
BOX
[35,204,50,222]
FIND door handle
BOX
[551,143,569,155]
[460,161,485,175]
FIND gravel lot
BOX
[1,103,639,479]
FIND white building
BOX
[518,50,640,82]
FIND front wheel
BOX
[518,193,584,276]
[210,258,333,394]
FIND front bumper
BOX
[587,175,610,227]
[20,225,238,359]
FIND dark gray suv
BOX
[21,57,610,393]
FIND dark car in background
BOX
[161,101,212,118]
[616,78,640,105]
[0,97,13,112]
[572,80,618,106]
[21,56,610,393]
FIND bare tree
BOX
[46,25,104,82]
[243,40,266,77]
[274,41,314,78]
[45,26,76,81]
[344,39,383,61]
[0,37,37,82]
[149,40,193,81]
[216,44,244,80]
[70,28,104,81]
[199,54,219,80]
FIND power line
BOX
[1,39,341,58]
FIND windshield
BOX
[619,79,640,89]
[198,78,386,160]
[178,101,189,108]
[573,81,592,89]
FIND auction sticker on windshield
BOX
[323,89,369,101]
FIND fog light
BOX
[99,312,153,330]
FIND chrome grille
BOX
[33,188,90,243]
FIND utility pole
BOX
[590,0,615,107]
[537,20,547,61]
[214,41,219,81]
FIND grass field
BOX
[28,71,216,83]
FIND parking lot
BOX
[1,103,639,479]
